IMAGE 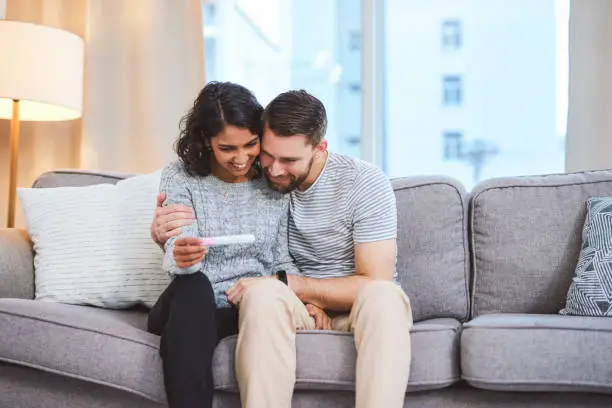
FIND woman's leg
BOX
[147,280,175,336]
[154,273,219,408]
[215,306,239,339]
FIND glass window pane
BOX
[383,0,569,190]
[202,0,362,158]
[441,19,462,50]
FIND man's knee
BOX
[355,280,412,318]
[240,278,290,314]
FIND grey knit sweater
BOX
[159,160,298,307]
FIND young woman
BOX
[147,81,297,408]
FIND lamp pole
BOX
[7,99,19,228]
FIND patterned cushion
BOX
[560,197,612,316]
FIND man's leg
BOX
[235,279,315,408]
[334,280,413,408]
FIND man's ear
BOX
[317,140,328,152]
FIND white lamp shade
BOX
[0,20,84,121]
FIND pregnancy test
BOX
[199,234,255,247]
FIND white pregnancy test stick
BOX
[199,234,255,247]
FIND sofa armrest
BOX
[0,228,34,299]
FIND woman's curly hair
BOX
[175,81,264,177]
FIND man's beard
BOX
[265,156,314,193]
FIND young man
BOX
[151,90,413,408]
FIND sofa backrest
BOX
[469,170,612,318]
[33,169,135,188]
[392,176,470,323]
[33,170,472,323]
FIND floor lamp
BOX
[0,20,84,227]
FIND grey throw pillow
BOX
[560,197,612,317]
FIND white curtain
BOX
[0,0,204,227]
[565,0,612,172]
[82,0,205,173]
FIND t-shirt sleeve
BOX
[159,163,201,275]
[351,165,397,244]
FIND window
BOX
[382,0,569,190]
[442,75,463,106]
[441,19,462,50]
[202,1,570,192]
[443,131,463,160]
[202,0,362,159]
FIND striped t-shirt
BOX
[288,151,397,278]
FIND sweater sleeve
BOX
[272,205,300,275]
[159,162,202,275]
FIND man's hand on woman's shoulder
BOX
[151,192,195,245]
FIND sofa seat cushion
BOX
[462,314,612,393]
[0,298,164,403]
[213,317,461,393]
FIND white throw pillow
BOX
[18,170,170,309]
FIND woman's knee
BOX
[172,272,216,309]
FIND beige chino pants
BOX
[235,279,413,408]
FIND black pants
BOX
[147,273,239,408]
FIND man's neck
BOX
[298,150,329,191]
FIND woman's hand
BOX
[226,277,272,305]
[306,304,332,330]
[173,237,208,269]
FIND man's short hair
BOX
[262,90,327,145]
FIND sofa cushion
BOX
[392,176,469,322]
[462,313,612,393]
[470,170,612,317]
[0,299,165,403]
[1,363,162,408]
[213,317,461,393]
[0,299,460,401]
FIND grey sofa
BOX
[1,168,611,408]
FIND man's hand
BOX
[173,237,208,269]
[285,239,396,312]
[306,304,332,330]
[151,192,195,246]
[226,277,272,305]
